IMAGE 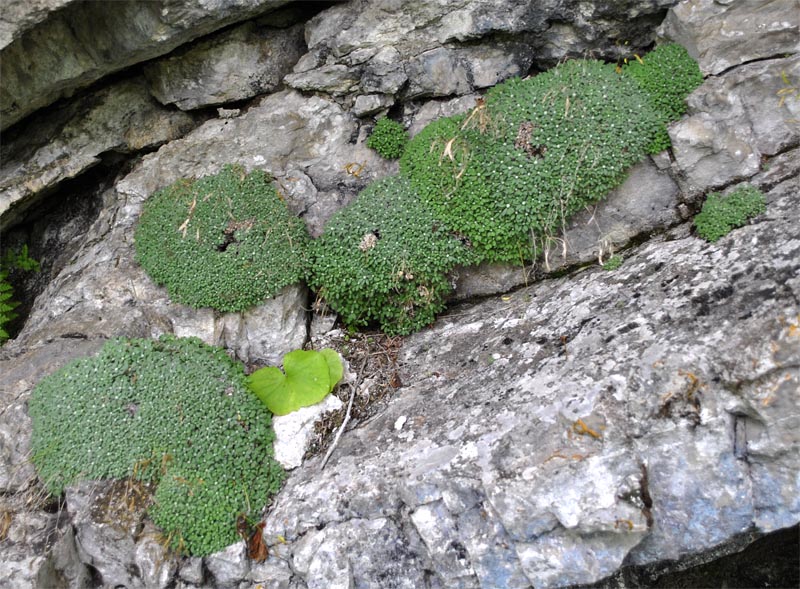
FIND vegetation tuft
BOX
[694,184,766,243]
[309,176,475,335]
[135,164,310,313]
[28,335,285,556]
[622,43,704,153]
[366,118,409,159]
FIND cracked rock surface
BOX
[264,171,799,588]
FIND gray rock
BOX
[67,480,154,589]
[286,0,679,99]
[178,557,205,585]
[261,171,800,587]
[670,55,800,195]
[144,21,305,110]
[0,0,73,49]
[0,77,197,231]
[0,0,293,130]
[658,0,800,75]
[407,94,482,137]
[249,556,294,588]
[205,542,250,589]
[353,94,395,117]
[452,158,681,300]
[273,393,345,470]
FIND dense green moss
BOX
[694,185,766,242]
[623,43,704,153]
[28,336,285,556]
[135,164,310,313]
[367,118,409,159]
[401,59,664,263]
[309,176,475,335]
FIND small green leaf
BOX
[247,349,343,415]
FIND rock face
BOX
[658,0,800,75]
[1,0,799,587]
[670,54,800,195]
[143,20,306,111]
[286,0,679,107]
[0,77,199,230]
[0,0,292,130]
[263,170,800,588]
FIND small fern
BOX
[0,271,19,342]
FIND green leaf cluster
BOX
[400,59,663,263]
[134,164,310,313]
[622,43,704,153]
[28,335,285,556]
[248,348,343,415]
[694,184,766,243]
[0,273,17,342]
[366,118,409,159]
[309,176,476,335]
[0,245,40,343]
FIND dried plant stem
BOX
[320,356,369,471]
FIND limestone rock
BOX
[273,394,345,470]
[263,172,800,587]
[658,0,800,75]
[0,0,293,130]
[0,0,73,49]
[670,55,800,195]
[285,0,679,99]
[144,21,306,110]
[0,77,198,230]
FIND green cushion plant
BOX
[135,164,310,313]
[366,117,409,159]
[28,335,285,556]
[400,58,664,264]
[622,42,704,153]
[309,175,476,335]
[694,184,766,242]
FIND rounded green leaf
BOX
[247,349,343,415]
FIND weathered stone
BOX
[286,0,679,99]
[0,0,292,130]
[261,172,800,587]
[353,94,395,117]
[0,77,197,230]
[67,480,155,589]
[273,393,344,470]
[249,556,294,588]
[658,0,800,76]
[205,542,250,589]
[453,158,681,300]
[144,21,305,110]
[135,522,178,588]
[0,0,72,49]
[670,55,800,194]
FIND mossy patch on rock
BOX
[135,164,310,313]
[28,335,285,556]
[694,184,766,243]
[400,59,664,263]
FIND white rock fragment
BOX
[272,394,344,470]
